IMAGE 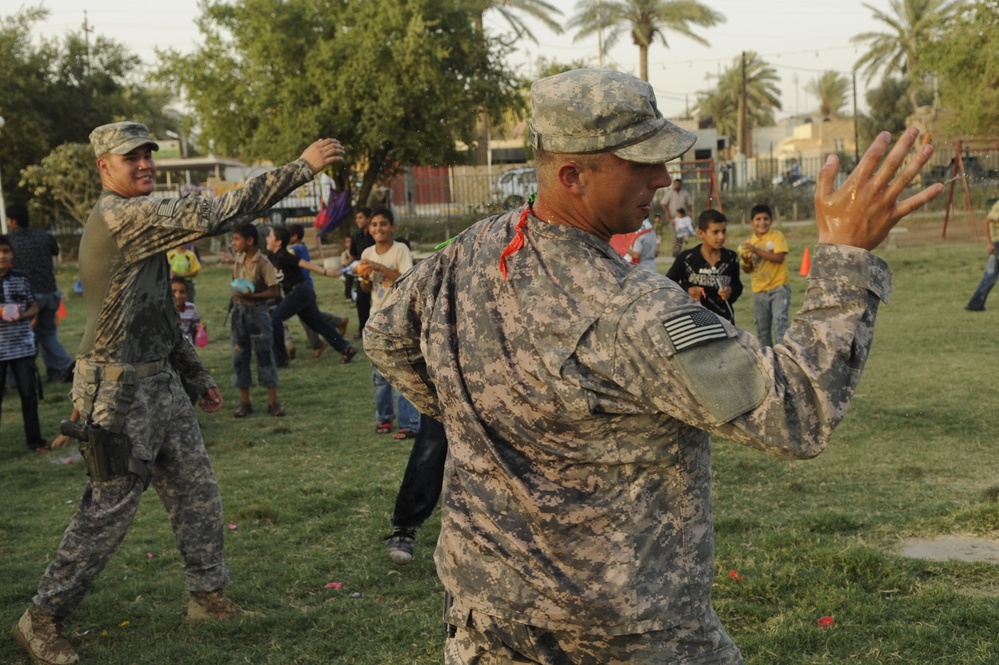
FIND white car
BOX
[495,167,537,209]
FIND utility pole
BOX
[82,10,93,77]
[738,51,748,156]
[596,0,604,67]
[852,70,860,164]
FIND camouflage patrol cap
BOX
[89,122,159,157]
[530,69,696,164]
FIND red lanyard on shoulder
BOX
[498,205,531,280]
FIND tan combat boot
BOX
[12,604,79,665]
[186,590,259,623]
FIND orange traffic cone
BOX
[56,298,68,323]
[799,247,811,276]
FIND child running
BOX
[265,226,356,367]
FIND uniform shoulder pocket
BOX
[647,310,767,424]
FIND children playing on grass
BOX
[739,203,791,346]
[229,223,284,417]
[0,234,48,452]
[666,209,743,324]
[359,208,420,440]
[287,224,349,359]
[265,225,356,368]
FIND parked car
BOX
[494,167,537,209]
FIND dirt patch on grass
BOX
[900,536,999,563]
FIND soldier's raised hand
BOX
[815,127,943,250]
[301,138,345,175]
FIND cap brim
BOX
[612,123,697,164]
[109,138,159,155]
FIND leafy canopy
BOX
[157,0,523,206]
[0,6,179,209]
[19,143,102,226]
[923,0,999,136]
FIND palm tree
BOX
[470,1,564,165]
[693,51,781,155]
[568,0,725,82]
[806,71,850,118]
[472,0,564,41]
[851,0,961,107]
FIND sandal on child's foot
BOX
[376,422,393,435]
[234,402,253,418]
[393,429,417,441]
[340,346,357,364]
[268,402,286,417]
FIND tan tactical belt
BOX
[77,358,167,381]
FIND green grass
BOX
[2,222,999,664]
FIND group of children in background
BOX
[657,201,791,346]
[4,193,790,451]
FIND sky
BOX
[25,0,889,120]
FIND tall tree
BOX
[693,51,781,154]
[19,143,102,226]
[472,0,563,40]
[0,7,180,207]
[805,71,851,118]
[157,0,522,207]
[851,0,961,108]
[855,76,931,147]
[568,0,725,81]
[469,0,563,165]
[923,0,999,137]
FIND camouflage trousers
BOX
[34,366,229,617]
[445,605,743,665]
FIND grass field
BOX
[1,215,998,664]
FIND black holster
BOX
[61,420,150,488]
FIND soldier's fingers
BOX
[892,183,945,221]
[853,131,893,184]
[814,153,840,199]
[872,127,920,191]
[882,141,935,204]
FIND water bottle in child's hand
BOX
[1,304,20,321]
[230,278,255,294]
[195,323,209,347]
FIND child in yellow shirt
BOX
[739,204,790,347]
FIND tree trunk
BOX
[640,44,649,82]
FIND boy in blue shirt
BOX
[0,234,47,451]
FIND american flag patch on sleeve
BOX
[662,310,728,351]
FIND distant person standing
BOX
[360,208,419,440]
[965,198,999,311]
[0,233,47,452]
[350,207,375,338]
[5,203,74,383]
[739,204,790,347]
[660,178,694,256]
[167,243,201,302]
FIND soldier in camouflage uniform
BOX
[364,69,943,664]
[13,122,344,665]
